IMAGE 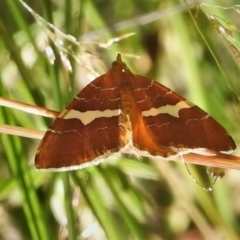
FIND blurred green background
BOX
[0,1,240,240]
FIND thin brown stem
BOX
[1,97,240,170]
[0,124,44,139]
[0,97,59,118]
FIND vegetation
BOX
[0,1,240,239]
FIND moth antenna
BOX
[180,154,218,192]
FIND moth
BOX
[35,54,236,171]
